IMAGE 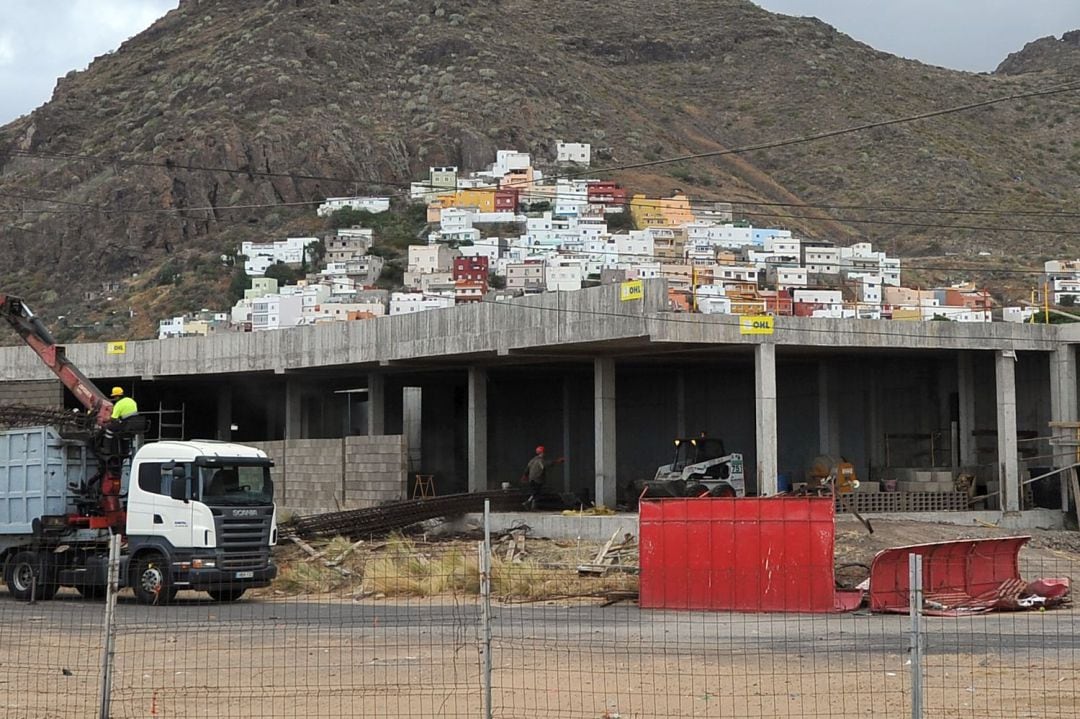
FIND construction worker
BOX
[520,445,564,510]
[110,387,138,420]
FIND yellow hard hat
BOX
[110,387,124,398]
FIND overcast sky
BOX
[755,0,1080,72]
[1,1,1080,125]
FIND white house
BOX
[241,237,314,276]
[554,179,591,217]
[556,141,591,166]
[317,196,391,217]
[614,232,654,263]
[251,293,305,331]
[390,292,455,315]
[546,257,584,292]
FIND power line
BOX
[4,78,1078,203]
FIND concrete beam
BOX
[1049,344,1077,512]
[594,357,617,509]
[995,350,1020,512]
[467,367,488,493]
[367,373,385,436]
[755,343,778,496]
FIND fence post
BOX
[908,552,924,719]
[480,499,493,719]
[98,532,121,719]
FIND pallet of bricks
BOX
[835,467,967,514]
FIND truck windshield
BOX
[199,465,273,506]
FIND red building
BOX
[494,188,520,212]
[453,256,489,293]
[587,181,628,206]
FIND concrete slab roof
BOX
[0,279,1062,382]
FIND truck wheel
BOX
[4,551,58,602]
[132,554,177,605]
[76,584,107,600]
[208,588,246,602]
[685,481,709,498]
[709,484,737,498]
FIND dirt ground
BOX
[1,519,1078,718]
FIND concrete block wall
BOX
[0,380,63,407]
[345,435,409,506]
[247,435,407,516]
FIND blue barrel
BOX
[777,473,792,493]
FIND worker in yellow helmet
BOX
[110,387,139,420]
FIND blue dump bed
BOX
[0,426,90,534]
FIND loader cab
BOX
[671,437,727,471]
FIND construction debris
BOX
[578,531,638,576]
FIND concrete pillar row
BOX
[755,343,778,496]
[594,357,617,509]
[367,373,385,436]
[995,350,1020,512]
[467,367,488,493]
[1048,344,1078,512]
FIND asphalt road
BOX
[2,587,1077,658]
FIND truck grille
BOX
[212,506,273,572]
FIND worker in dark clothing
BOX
[520,445,564,510]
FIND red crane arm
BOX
[0,293,114,427]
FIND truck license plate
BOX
[235,571,254,579]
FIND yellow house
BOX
[433,189,497,213]
[630,192,696,228]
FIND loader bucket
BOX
[868,536,1030,613]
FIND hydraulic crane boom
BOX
[0,293,114,427]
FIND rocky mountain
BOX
[996,30,1080,75]
[1,0,1079,339]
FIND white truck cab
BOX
[123,440,278,603]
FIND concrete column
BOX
[674,370,687,438]
[216,385,233,441]
[467,368,488,493]
[1049,345,1078,511]
[367,373,385,436]
[864,364,883,470]
[403,387,422,473]
[995,350,1020,512]
[817,361,839,457]
[593,358,617,509]
[755,343,779,496]
[957,352,977,468]
[284,378,303,440]
[562,377,573,494]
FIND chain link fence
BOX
[0,513,1078,718]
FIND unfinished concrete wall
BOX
[0,379,63,407]
[247,435,407,516]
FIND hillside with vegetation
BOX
[1,0,1078,339]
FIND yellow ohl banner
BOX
[619,280,644,302]
[106,341,127,355]
[739,315,774,335]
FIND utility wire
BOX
[4,79,1078,199]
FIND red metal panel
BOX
[639,497,844,613]
[868,536,1030,612]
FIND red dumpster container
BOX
[639,497,857,613]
